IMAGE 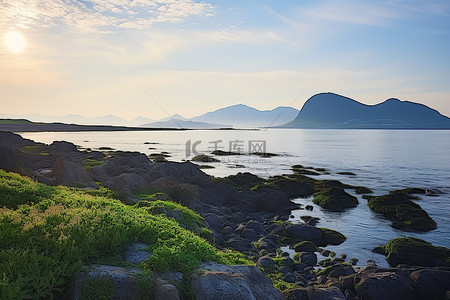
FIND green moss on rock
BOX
[365,190,436,232]
[313,187,358,211]
[383,237,450,267]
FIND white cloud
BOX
[0,0,215,32]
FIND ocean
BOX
[20,129,450,267]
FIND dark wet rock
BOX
[365,190,436,232]
[321,249,331,257]
[191,154,220,162]
[240,228,258,240]
[383,237,450,267]
[251,152,279,158]
[337,171,356,176]
[154,280,180,300]
[283,274,296,283]
[317,264,355,278]
[305,205,313,211]
[313,187,358,211]
[349,257,359,266]
[257,236,277,252]
[300,216,319,226]
[242,220,265,235]
[306,286,346,300]
[355,270,415,300]
[225,237,253,252]
[257,256,276,269]
[294,241,317,252]
[191,261,284,300]
[283,288,308,300]
[197,165,215,169]
[409,268,450,299]
[217,172,265,190]
[211,150,243,156]
[258,176,315,198]
[354,186,373,194]
[286,224,323,244]
[291,166,321,176]
[52,160,95,187]
[204,213,225,231]
[297,252,317,266]
[320,228,346,245]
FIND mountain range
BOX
[282,93,450,129]
[3,93,449,129]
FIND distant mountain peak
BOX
[282,93,450,129]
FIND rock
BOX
[260,176,315,198]
[349,257,359,266]
[108,173,149,197]
[124,243,150,264]
[191,154,220,162]
[313,187,358,211]
[306,286,346,300]
[257,236,277,252]
[383,237,450,267]
[409,268,450,299]
[305,205,313,211]
[70,265,144,300]
[283,274,296,283]
[317,264,355,278]
[204,213,225,231]
[191,261,284,300]
[286,224,323,244]
[300,216,319,225]
[297,252,317,266]
[365,190,436,231]
[321,249,331,257]
[241,228,258,240]
[294,241,317,252]
[320,228,346,246]
[355,270,415,300]
[154,281,180,300]
[283,288,308,300]
[218,172,265,190]
[243,220,265,235]
[52,160,95,187]
[225,236,253,252]
[257,256,276,269]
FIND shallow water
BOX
[20,129,450,267]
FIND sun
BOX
[4,31,27,53]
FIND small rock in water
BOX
[305,205,314,211]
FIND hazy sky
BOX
[1,0,450,120]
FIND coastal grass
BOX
[0,170,250,299]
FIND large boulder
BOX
[191,262,283,300]
[313,187,358,211]
[355,270,415,300]
[52,160,95,187]
[409,268,450,299]
[365,190,436,232]
[383,237,450,267]
[306,286,346,300]
[285,224,323,244]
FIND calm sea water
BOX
[20,129,450,267]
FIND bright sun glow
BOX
[4,31,26,53]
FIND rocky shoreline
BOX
[0,130,449,299]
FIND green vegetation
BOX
[20,145,50,156]
[0,170,250,299]
[365,190,436,231]
[383,237,450,267]
[81,276,114,300]
[313,187,358,211]
[81,158,104,170]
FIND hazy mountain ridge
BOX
[190,104,299,128]
[282,93,450,129]
[141,119,231,129]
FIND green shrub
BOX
[0,170,251,299]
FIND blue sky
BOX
[1,0,450,119]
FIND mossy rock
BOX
[191,155,219,163]
[313,187,358,211]
[383,237,450,267]
[354,186,373,194]
[320,228,346,245]
[258,176,314,198]
[365,190,436,232]
[293,241,317,252]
